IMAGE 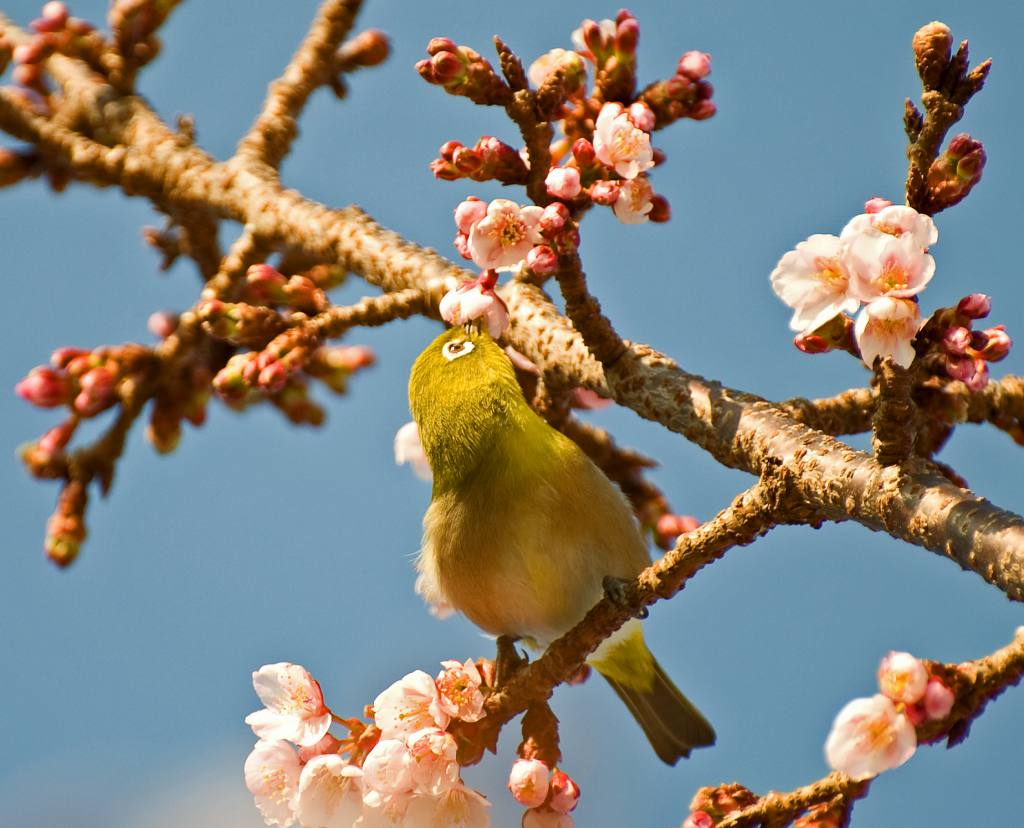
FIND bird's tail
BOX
[590,620,715,765]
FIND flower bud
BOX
[864,196,893,214]
[956,293,991,320]
[526,244,558,276]
[689,99,717,121]
[426,37,458,56]
[655,513,700,550]
[912,22,953,90]
[508,758,550,809]
[544,166,581,199]
[965,358,990,392]
[431,50,464,83]
[683,812,715,828]
[648,194,671,223]
[571,138,596,166]
[346,29,389,67]
[15,366,69,407]
[977,325,1011,362]
[548,770,580,814]
[147,310,178,339]
[415,58,436,82]
[588,180,619,205]
[941,326,971,355]
[923,678,955,720]
[539,202,570,236]
[945,353,977,384]
[615,17,639,55]
[627,101,655,132]
[794,332,831,354]
[678,50,711,80]
[452,146,483,174]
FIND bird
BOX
[408,323,715,764]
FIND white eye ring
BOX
[442,339,475,361]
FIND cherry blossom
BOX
[466,199,544,271]
[296,754,364,828]
[923,679,955,720]
[841,204,937,249]
[508,758,550,808]
[405,784,491,827]
[373,670,450,739]
[545,166,582,199]
[844,232,935,302]
[439,272,510,338]
[244,739,301,827]
[769,234,860,333]
[245,663,332,747]
[436,658,486,722]
[548,769,580,814]
[527,48,583,89]
[877,651,928,705]
[612,177,655,224]
[407,727,461,795]
[362,738,416,796]
[853,297,922,369]
[454,196,488,235]
[592,102,654,180]
[394,421,432,481]
[360,789,412,827]
[825,694,917,780]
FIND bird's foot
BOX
[495,634,528,689]
[602,576,649,619]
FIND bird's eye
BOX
[442,339,475,361]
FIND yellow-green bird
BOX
[409,324,714,764]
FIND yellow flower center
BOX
[877,259,909,292]
[814,257,847,287]
[499,218,525,248]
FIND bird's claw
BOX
[495,634,527,688]
[602,576,649,619]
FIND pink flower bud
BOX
[453,232,472,260]
[615,17,639,54]
[864,197,893,214]
[978,325,1011,362]
[38,419,76,454]
[16,366,69,407]
[544,166,581,199]
[945,353,977,384]
[426,37,458,56]
[627,102,655,132]
[526,244,558,275]
[649,194,671,223]
[258,361,289,393]
[684,812,715,828]
[956,293,991,320]
[690,99,717,121]
[877,652,928,705]
[581,19,605,55]
[439,140,462,161]
[678,50,712,80]
[571,138,596,165]
[923,678,955,720]
[416,58,436,83]
[548,770,580,814]
[965,358,989,392]
[539,202,570,236]
[655,513,700,550]
[794,332,831,354]
[147,311,178,339]
[453,146,483,173]
[941,326,971,355]
[431,50,463,83]
[588,180,620,206]
[508,759,550,809]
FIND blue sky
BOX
[2,1,1023,826]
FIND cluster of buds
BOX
[771,198,940,369]
[213,329,311,399]
[416,37,510,105]
[921,293,1010,391]
[108,0,178,72]
[926,134,986,211]
[637,49,716,128]
[10,2,97,89]
[16,343,151,417]
[244,660,494,827]
[683,782,758,827]
[240,263,329,314]
[509,758,581,827]
[570,10,640,101]
[43,478,87,567]
[145,363,210,454]
[303,345,375,394]
[825,651,955,780]
[430,136,528,184]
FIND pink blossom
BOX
[526,245,558,276]
[523,807,574,828]
[244,739,301,827]
[769,234,860,333]
[528,48,583,89]
[436,659,486,722]
[407,728,461,795]
[245,663,332,747]
[296,755,364,828]
[627,102,656,132]
[405,784,492,827]
[508,758,550,809]
[612,177,654,224]
[545,167,582,199]
[592,102,654,180]
[571,18,616,57]
[841,204,937,249]
[360,789,412,827]
[467,199,544,271]
[548,770,580,814]
[373,670,449,739]
[439,274,510,339]
[454,197,487,235]
[844,232,935,302]
[678,50,712,80]
[877,652,928,705]
[854,297,922,369]
[362,738,415,795]
[539,202,571,236]
[923,678,955,720]
[824,694,917,780]
[394,421,432,481]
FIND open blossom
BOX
[528,47,583,88]
[845,232,934,302]
[407,728,461,795]
[394,421,432,481]
[405,784,491,827]
[825,694,916,780]
[296,755,363,828]
[439,273,510,339]
[592,102,654,179]
[245,739,301,827]
[841,204,937,249]
[770,234,860,333]
[363,738,416,796]
[877,652,928,705]
[854,297,922,369]
[612,177,654,224]
[373,670,450,738]
[508,758,550,808]
[466,199,543,270]
[360,789,411,827]
[436,659,485,722]
[245,663,332,747]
